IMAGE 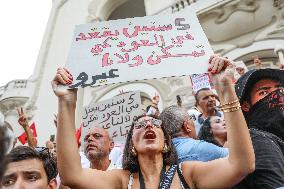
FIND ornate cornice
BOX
[274,0,284,9]
[210,0,260,24]
[171,0,196,13]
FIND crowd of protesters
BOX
[0,54,283,189]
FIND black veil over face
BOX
[245,89,284,140]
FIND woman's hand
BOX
[208,54,236,98]
[51,67,77,104]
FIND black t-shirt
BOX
[233,129,284,189]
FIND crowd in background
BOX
[0,55,283,189]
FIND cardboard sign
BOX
[66,9,213,88]
[190,73,211,93]
[81,91,143,143]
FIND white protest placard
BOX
[190,73,211,93]
[81,91,143,143]
[66,9,213,88]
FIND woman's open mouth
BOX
[143,130,156,139]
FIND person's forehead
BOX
[137,116,154,122]
[5,159,46,176]
[211,116,222,122]
[236,66,244,70]
[251,78,280,91]
[199,90,214,98]
[88,127,108,136]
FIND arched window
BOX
[108,0,146,20]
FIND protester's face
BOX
[84,127,113,161]
[236,67,245,76]
[1,159,51,189]
[132,116,165,154]
[250,79,284,105]
[210,116,226,137]
[197,90,216,112]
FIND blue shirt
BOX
[172,137,228,163]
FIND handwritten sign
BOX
[190,73,211,93]
[81,91,143,143]
[66,10,213,88]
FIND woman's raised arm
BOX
[182,55,255,189]
[52,68,124,189]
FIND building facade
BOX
[0,0,283,145]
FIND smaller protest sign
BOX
[81,91,143,143]
[190,73,211,93]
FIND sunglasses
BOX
[133,118,162,129]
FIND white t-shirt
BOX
[187,107,202,135]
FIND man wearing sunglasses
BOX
[1,146,57,189]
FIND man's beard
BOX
[87,150,108,161]
[244,89,284,140]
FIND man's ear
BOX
[109,141,114,151]
[241,101,250,112]
[182,121,192,133]
[48,178,57,189]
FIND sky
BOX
[0,1,52,87]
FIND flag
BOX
[18,122,37,145]
[75,124,83,147]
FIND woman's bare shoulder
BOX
[108,169,132,189]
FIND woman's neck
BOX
[214,134,227,147]
[138,153,164,181]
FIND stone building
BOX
[0,0,283,145]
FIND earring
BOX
[162,144,169,153]
[131,146,137,156]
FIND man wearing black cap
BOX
[233,68,284,189]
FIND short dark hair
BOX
[198,117,222,147]
[122,115,177,173]
[194,88,211,104]
[6,146,57,182]
[0,127,9,182]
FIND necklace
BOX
[138,164,166,189]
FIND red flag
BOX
[18,131,27,145]
[29,122,37,137]
[75,124,83,147]
[17,122,37,145]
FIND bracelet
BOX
[219,99,239,107]
[222,106,241,113]
[220,104,241,111]
[218,99,241,113]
